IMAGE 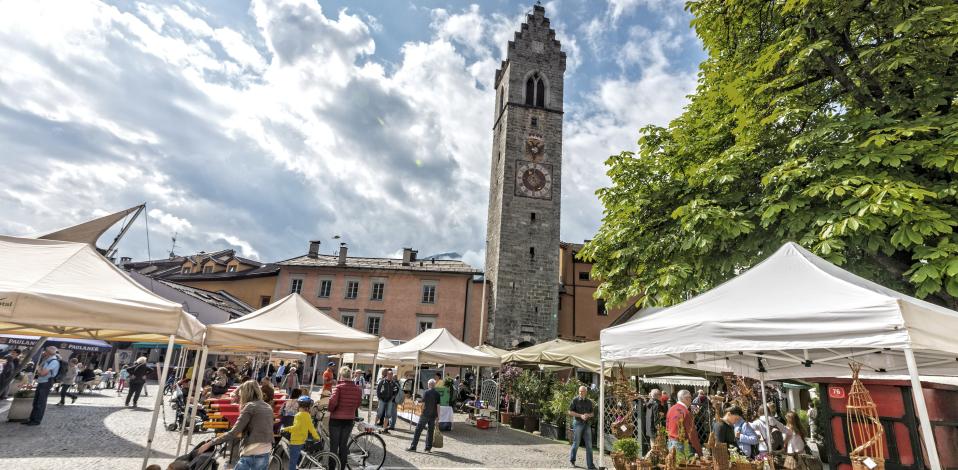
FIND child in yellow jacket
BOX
[281,396,320,470]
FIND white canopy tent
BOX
[0,235,206,469]
[476,344,508,358]
[376,328,500,367]
[341,337,396,365]
[599,242,958,469]
[499,338,575,365]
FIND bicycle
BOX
[309,405,386,470]
[268,432,341,470]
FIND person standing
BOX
[0,348,22,400]
[645,389,664,447]
[117,364,129,394]
[712,405,739,447]
[23,346,60,426]
[197,380,274,470]
[101,368,115,389]
[666,390,701,455]
[126,357,151,407]
[260,376,275,407]
[407,378,440,453]
[752,403,788,456]
[328,366,361,470]
[390,372,403,430]
[568,385,597,469]
[807,403,817,441]
[784,411,807,453]
[56,358,79,406]
[322,362,336,396]
[375,369,396,431]
[274,361,286,386]
[281,367,299,395]
[734,409,760,456]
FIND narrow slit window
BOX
[530,246,535,258]
[535,79,545,107]
[530,212,536,222]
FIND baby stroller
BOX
[172,439,223,470]
[167,387,208,432]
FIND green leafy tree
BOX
[582,0,958,309]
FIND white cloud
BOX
[149,209,193,233]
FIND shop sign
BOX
[828,386,846,399]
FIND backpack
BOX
[769,426,785,451]
[52,357,68,383]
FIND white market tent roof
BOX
[600,242,958,380]
[540,340,601,371]
[37,205,143,247]
[476,344,509,358]
[0,235,205,343]
[204,293,380,354]
[500,338,575,364]
[342,337,396,364]
[376,328,500,366]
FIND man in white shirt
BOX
[751,403,787,454]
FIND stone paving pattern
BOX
[0,383,581,469]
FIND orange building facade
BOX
[275,243,485,345]
[558,242,639,342]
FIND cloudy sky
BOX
[0,0,704,268]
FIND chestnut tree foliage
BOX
[581,0,958,309]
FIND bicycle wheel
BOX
[268,452,287,470]
[346,432,386,470]
[300,450,340,469]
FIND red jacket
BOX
[666,402,701,453]
[328,380,361,420]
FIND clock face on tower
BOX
[515,160,552,199]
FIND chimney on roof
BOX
[338,243,348,266]
[308,240,321,258]
[402,248,418,266]
[120,256,132,265]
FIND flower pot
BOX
[501,412,512,425]
[510,414,526,429]
[7,394,33,422]
[539,421,561,440]
[612,451,627,470]
[635,458,653,470]
[524,414,539,433]
[731,462,757,470]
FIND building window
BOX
[370,281,385,301]
[421,282,437,304]
[419,319,433,333]
[345,280,359,299]
[579,271,590,281]
[318,279,332,298]
[290,278,303,294]
[530,247,535,258]
[597,299,607,316]
[498,87,503,111]
[531,212,536,222]
[259,296,271,307]
[203,265,213,274]
[341,313,355,328]
[525,72,545,107]
[531,117,538,128]
[366,315,381,335]
[227,265,237,273]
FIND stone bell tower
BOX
[484,4,565,348]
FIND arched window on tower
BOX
[525,72,546,108]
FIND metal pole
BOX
[478,278,487,346]
[367,355,378,424]
[598,360,605,470]
[410,360,420,430]
[760,373,775,470]
[904,347,942,470]
[186,346,209,449]
[177,347,203,455]
[309,353,320,397]
[142,335,176,469]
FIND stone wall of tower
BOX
[484,5,566,348]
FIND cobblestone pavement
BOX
[0,385,586,470]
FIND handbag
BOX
[432,428,444,448]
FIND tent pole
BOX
[598,359,605,470]
[760,373,775,470]
[177,346,203,455]
[309,353,320,397]
[904,347,942,470]
[367,355,378,424]
[411,360,420,430]
[142,334,176,470]
[186,346,209,449]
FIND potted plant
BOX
[728,446,757,470]
[499,365,522,425]
[611,438,640,470]
[539,386,568,440]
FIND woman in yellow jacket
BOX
[281,396,320,470]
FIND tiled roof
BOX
[160,280,254,319]
[279,254,480,274]
[164,264,280,281]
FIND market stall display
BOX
[598,242,958,470]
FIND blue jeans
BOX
[29,381,54,424]
[390,400,399,428]
[288,444,302,470]
[234,453,269,470]
[376,399,393,425]
[570,420,594,469]
[410,415,436,450]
